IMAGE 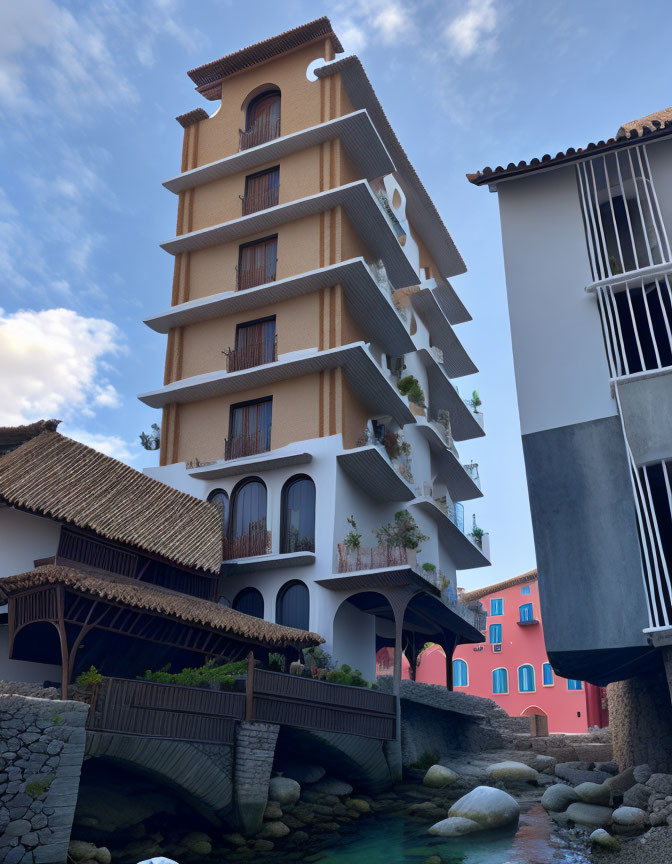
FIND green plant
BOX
[467,390,482,412]
[326,664,369,688]
[25,775,54,799]
[383,429,402,460]
[409,751,440,771]
[397,375,426,408]
[302,646,332,670]
[142,658,248,689]
[51,714,64,726]
[470,514,485,549]
[75,666,103,689]
[268,653,285,673]
[139,423,161,451]
[374,510,429,550]
[422,562,437,572]
[344,515,362,553]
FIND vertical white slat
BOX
[625,282,647,371]
[614,149,641,271]
[642,464,672,628]
[602,154,626,274]
[641,145,672,262]
[626,147,654,267]
[608,284,630,376]
[659,460,672,626]
[596,286,618,377]
[660,275,672,358]
[633,145,664,265]
[576,164,600,281]
[640,279,662,369]
[588,157,613,278]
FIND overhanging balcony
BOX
[164,110,395,195]
[411,285,477,378]
[159,181,419,291]
[138,342,416,427]
[144,258,414,356]
[418,348,485,441]
[414,417,483,502]
[187,443,312,480]
[433,278,472,325]
[411,497,490,569]
[337,444,415,503]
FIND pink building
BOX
[452,570,608,733]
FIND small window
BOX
[242,89,280,149]
[243,166,279,216]
[490,598,503,616]
[521,585,531,595]
[567,679,583,691]
[489,623,502,644]
[207,489,229,535]
[276,580,309,630]
[519,603,534,623]
[238,235,278,291]
[492,668,508,694]
[542,663,554,686]
[233,587,264,618]
[518,664,536,693]
[453,658,468,687]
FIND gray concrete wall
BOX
[0,694,89,864]
[617,373,672,466]
[233,722,279,836]
[522,416,650,680]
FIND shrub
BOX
[469,514,485,549]
[75,666,103,689]
[409,751,440,771]
[326,664,369,688]
[397,375,426,408]
[25,775,54,799]
[344,515,362,553]
[302,646,332,670]
[422,562,437,572]
[142,658,247,689]
[374,510,429,550]
[268,653,285,673]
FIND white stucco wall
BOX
[0,507,61,579]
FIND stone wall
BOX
[0,694,89,864]
[608,662,672,773]
[233,722,279,836]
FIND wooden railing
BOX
[242,183,279,216]
[224,429,271,461]
[222,522,271,560]
[86,668,396,742]
[337,543,415,573]
[239,116,280,150]
[225,335,277,372]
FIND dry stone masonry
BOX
[0,693,88,864]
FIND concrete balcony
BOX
[414,417,483,502]
[417,349,485,442]
[163,110,394,195]
[411,496,490,569]
[138,342,416,427]
[159,181,419,291]
[187,443,312,480]
[223,550,316,574]
[337,444,415,503]
[411,285,477,378]
[144,258,414,357]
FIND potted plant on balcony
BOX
[469,514,485,549]
[397,375,426,413]
[341,515,362,569]
[373,510,428,568]
[467,390,482,414]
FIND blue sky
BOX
[1,0,671,590]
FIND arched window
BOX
[453,658,468,687]
[242,89,281,148]
[233,587,264,619]
[230,478,266,536]
[276,580,309,630]
[519,603,534,622]
[207,489,229,534]
[489,623,502,644]
[281,475,315,553]
[492,668,508,694]
[543,663,554,686]
[518,664,536,693]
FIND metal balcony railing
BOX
[239,116,281,151]
[237,265,275,291]
[241,183,279,216]
[224,427,271,461]
[337,543,414,573]
[224,335,277,372]
[223,521,271,560]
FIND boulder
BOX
[183,832,212,855]
[268,777,301,806]
[548,810,572,827]
[565,802,613,828]
[646,774,672,796]
[574,782,612,806]
[310,777,353,796]
[261,821,290,839]
[448,786,520,830]
[428,816,481,836]
[533,755,557,774]
[254,839,275,852]
[540,784,580,812]
[95,850,111,864]
[595,761,619,776]
[346,798,371,813]
[606,766,636,796]
[555,762,610,785]
[68,842,98,862]
[486,761,537,783]
[277,761,326,785]
[264,803,283,820]
[623,783,652,810]
[136,859,180,864]
[423,764,459,788]
[612,806,648,828]
[633,764,652,784]
[590,829,621,851]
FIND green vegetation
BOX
[409,751,440,770]
[397,375,426,408]
[51,714,64,726]
[374,510,429,550]
[25,775,54,799]
[268,653,286,672]
[422,562,437,572]
[142,658,247,689]
[344,514,362,553]
[470,514,485,549]
[325,664,369,688]
[467,390,482,412]
[74,666,103,689]
[139,423,161,451]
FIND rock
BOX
[346,798,370,813]
[541,784,580,812]
[590,828,621,851]
[623,783,652,810]
[606,766,637,796]
[536,775,554,786]
[428,816,482,836]
[264,803,283,820]
[292,831,309,843]
[555,762,610,785]
[277,761,326,785]
[183,832,212,855]
[423,765,459,788]
[486,761,537,783]
[633,765,652,784]
[448,786,520,830]
[533,755,557,774]
[254,839,275,852]
[95,850,111,864]
[261,821,290,839]
[268,777,301,806]
[612,806,648,828]
[548,810,572,826]
[575,782,612,806]
[68,841,98,861]
[310,777,353,796]
[595,761,619,776]
[646,774,672,796]
[565,802,613,828]
[224,834,247,847]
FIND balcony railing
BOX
[242,183,279,216]
[224,428,271,461]
[374,190,406,242]
[237,265,275,292]
[337,543,415,573]
[223,521,271,560]
[224,335,278,372]
[239,116,281,151]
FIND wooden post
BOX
[56,586,70,700]
[245,650,255,722]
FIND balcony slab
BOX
[188,448,311,479]
[411,286,477,378]
[223,551,315,573]
[316,565,438,595]
[337,445,415,503]
[418,348,485,441]
[414,418,483,502]
[411,497,490,570]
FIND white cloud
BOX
[445,0,499,61]
[0,307,125,426]
[61,426,137,462]
[334,0,415,52]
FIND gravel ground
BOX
[592,827,672,863]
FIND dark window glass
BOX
[233,317,276,368]
[233,587,264,618]
[227,398,272,460]
[243,167,279,215]
[230,478,267,538]
[281,475,316,553]
[238,236,277,290]
[276,580,309,630]
[241,90,280,148]
[207,489,229,534]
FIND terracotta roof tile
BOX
[618,107,672,138]
[176,108,209,128]
[461,568,537,603]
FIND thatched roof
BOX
[0,419,61,456]
[0,565,323,648]
[0,426,223,574]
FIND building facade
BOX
[469,109,672,760]
[140,18,490,682]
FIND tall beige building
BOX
[140,18,489,681]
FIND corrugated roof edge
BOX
[468,118,672,187]
[461,568,537,603]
